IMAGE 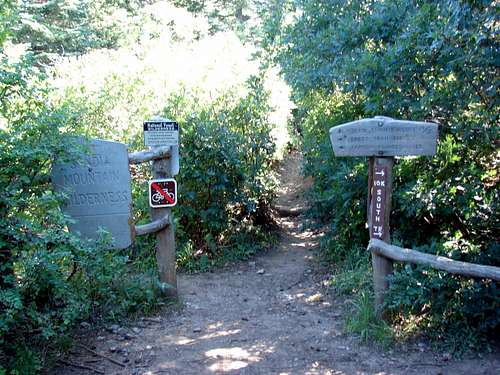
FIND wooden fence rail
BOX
[368,239,500,281]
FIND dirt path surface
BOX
[54,152,499,375]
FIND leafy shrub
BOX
[51,16,280,269]
[161,78,277,267]
[0,45,163,374]
[1,1,281,373]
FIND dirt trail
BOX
[54,152,499,375]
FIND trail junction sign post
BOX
[330,116,438,315]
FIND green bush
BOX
[162,78,277,268]
[264,0,499,348]
[1,1,281,372]
[0,46,164,375]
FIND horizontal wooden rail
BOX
[368,239,500,281]
[128,146,171,164]
[135,214,170,236]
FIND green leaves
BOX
[266,0,500,349]
[167,76,276,257]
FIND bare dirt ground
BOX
[53,152,499,375]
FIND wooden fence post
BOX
[151,148,177,297]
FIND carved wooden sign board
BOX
[329,117,438,157]
[329,117,438,310]
[52,139,133,249]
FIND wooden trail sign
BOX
[329,116,438,315]
[330,117,438,157]
[370,164,388,239]
[142,116,180,297]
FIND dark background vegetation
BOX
[260,0,498,351]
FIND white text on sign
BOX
[370,166,387,239]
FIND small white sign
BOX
[144,120,179,147]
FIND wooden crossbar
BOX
[135,214,170,236]
[128,146,171,164]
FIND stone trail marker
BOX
[329,116,438,315]
[52,139,133,249]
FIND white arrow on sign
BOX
[375,170,385,176]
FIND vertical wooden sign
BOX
[370,165,387,239]
[367,157,394,314]
[151,153,178,297]
[144,117,179,298]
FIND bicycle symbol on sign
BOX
[151,189,175,204]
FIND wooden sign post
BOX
[144,117,179,298]
[330,116,438,315]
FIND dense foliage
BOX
[263,0,499,348]
[49,2,282,268]
[1,1,281,372]
[0,46,164,375]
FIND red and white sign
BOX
[370,166,387,239]
[149,179,177,208]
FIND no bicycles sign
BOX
[149,179,177,208]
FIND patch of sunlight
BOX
[200,329,241,340]
[265,66,293,158]
[292,242,307,248]
[306,369,345,375]
[176,336,195,345]
[297,230,315,239]
[206,347,253,360]
[2,41,29,64]
[208,359,248,372]
[207,321,224,330]
[306,293,323,303]
[289,293,305,300]
[206,346,261,372]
